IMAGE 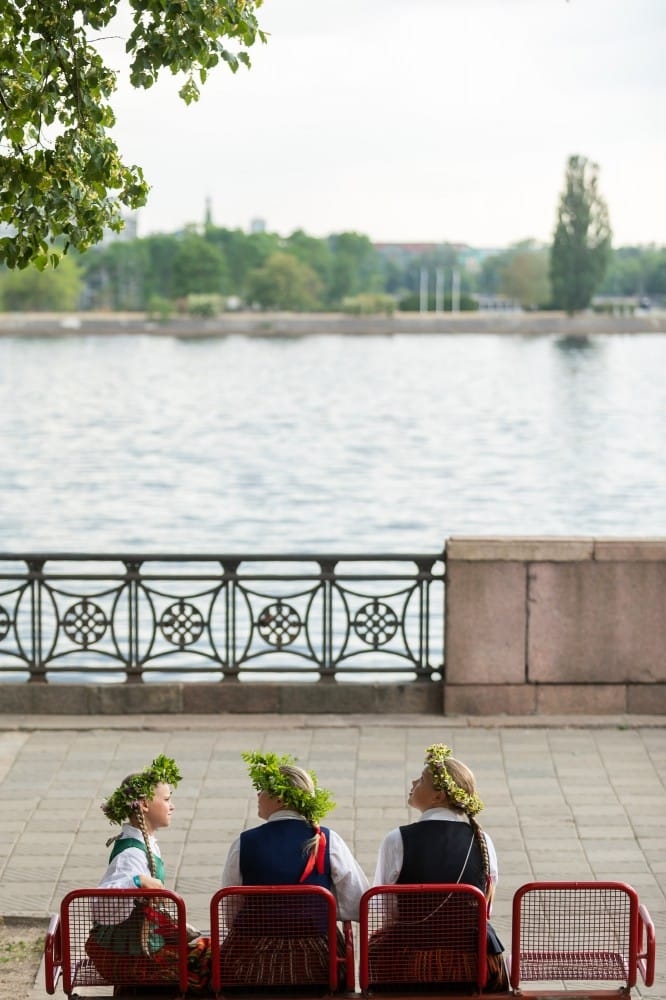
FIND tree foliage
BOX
[550,155,612,314]
[599,245,666,298]
[0,0,265,270]
[246,252,323,311]
[171,233,228,297]
[0,253,83,310]
[481,240,551,308]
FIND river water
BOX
[1,331,665,554]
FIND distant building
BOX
[250,217,266,234]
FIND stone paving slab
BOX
[0,714,662,998]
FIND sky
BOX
[107,0,666,249]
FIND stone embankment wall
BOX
[445,537,666,715]
[1,538,664,717]
[1,310,666,337]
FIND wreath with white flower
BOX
[424,743,484,816]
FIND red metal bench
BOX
[359,883,490,996]
[510,880,656,997]
[43,880,657,999]
[210,884,354,995]
[44,887,189,999]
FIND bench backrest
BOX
[54,887,189,996]
[359,883,489,993]
[210,884,351,994]
[511,880,655,992]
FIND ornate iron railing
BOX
[0,553,445,683]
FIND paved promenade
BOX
[0,713,663,998]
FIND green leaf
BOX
[0,0,266,268]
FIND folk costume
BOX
[219,751,369,988]
[370,744,509,993]
[85,755,211,994]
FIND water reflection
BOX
[0,331,664,552]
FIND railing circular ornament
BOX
[257,602,301,647]
[160,601,204,646]
[63,599,108,646]
[353,600,398,646]
[0,604,10,641]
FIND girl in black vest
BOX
[371,743,509,992]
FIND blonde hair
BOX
[279,764,315,796]
[278,765,320,858]
[126,773,158,878]
[439,757,477,813]
[435,757,491,896]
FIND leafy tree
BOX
[80,238,149,310]
[0,254,82,310]
[599,245,666,299]
[284,230,334,296]
[171,235,229,298]
[487,240,551,308]
[141,234,183,302]
[246,252,323,311]
[550,155,612,314]
[0,1,265,270]
[326,232,384,304]
[205,227,280,297]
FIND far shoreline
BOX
[1,309,665,338]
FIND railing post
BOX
[27,558,46,682]
[319,559,337,681]
[415,557,432,680]
[222,559,240,679]
[124,560,143,683]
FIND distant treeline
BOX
[1,226,665,315]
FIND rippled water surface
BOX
[1,331,664,553]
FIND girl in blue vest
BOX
[86,754,210,993]
[219,750,369,987]
[370,743,509,992]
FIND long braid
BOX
[135,808,157,879]
[303,823,321,860]
[469,815,492,899]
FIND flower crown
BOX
[101,754,182,826]
[241,750,335,825]
[424,743,484,816]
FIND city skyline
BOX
[107,0,665,249]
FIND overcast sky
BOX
[108,0,666,249]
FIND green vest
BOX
[108,836,166,884]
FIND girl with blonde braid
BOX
[219,750,368,987]
[86,755,211,993]
[371,743,509,992]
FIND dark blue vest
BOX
[240,819,332,889]
[237,820,333,936]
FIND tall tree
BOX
[0,1,265,270]
[550,155,612,314]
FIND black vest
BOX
[398,821,504,955]
[398,821,485,891]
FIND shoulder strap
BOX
[108,836,166,884]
